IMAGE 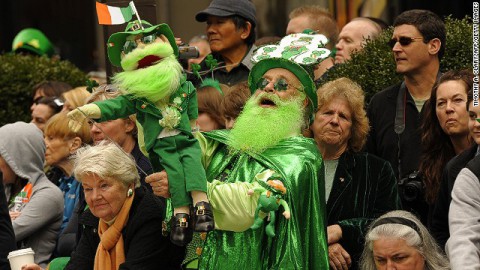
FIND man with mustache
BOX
[149,33,330,269]
[67,20,213,247]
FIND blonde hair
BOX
[44,112,92,144]
[73,142,140,188]
[316,78,369,152]
[62,86,91,109]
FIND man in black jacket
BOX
[366,9,445,224]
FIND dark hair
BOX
[32,81,72,99]
[36,96,64,114]
[231,15,256,45]
[394,9,446,59]
[419,69,473,204]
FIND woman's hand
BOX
[327,224,343,244]
[145,171,171,198]
[328,243,351,270]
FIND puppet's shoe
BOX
[170,213,193,246]
[193,201,215,232]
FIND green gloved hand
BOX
[67,104,101,132]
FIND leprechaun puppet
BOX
[68,20,214,246]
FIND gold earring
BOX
[127,188,133,197]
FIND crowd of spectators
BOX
[0,1,475,269]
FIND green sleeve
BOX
[187,85,198,120]
[94,95,137,121]
[193,132,219,169]
[207,180,259,232]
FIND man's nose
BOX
[264,81,276,93]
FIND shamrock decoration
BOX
[191,63,202,81]
[205,54,219,71]
[85,79,100,93]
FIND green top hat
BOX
[12,28,54,57]
[249,33,331,120]
[107,20,179,67]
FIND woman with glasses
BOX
[310,77,401,270]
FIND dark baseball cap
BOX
[195,0,257,26]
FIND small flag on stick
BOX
[96,1,136,25]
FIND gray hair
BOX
[73,141,140,188]
[360,210,450,270]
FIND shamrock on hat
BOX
[248,33,332,121]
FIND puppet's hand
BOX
[67,104,101,132]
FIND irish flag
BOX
[96,1,136,25]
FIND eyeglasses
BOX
[123,33,158,54]
[388,37,424,48]
[256,78,301,92]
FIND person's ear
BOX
[303,98,309,108]
[240,21,252,40]
[124,119,135,133]
[69,137,82,154]
[428,38,441,56]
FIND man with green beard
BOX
[67,20,214,247]
[150,33,330,269]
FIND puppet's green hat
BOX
[12,28,54,57]
[248,33,331,120]
[107,20,178,67]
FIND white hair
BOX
[360,210,450,270]
[73,141,140,188]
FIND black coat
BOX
[366,82,429,224]
[326,151,401,269]
[65,186,185,270]
[431,145,477,250]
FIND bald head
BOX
[335,18,383,64]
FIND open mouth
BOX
[137,55,162,69]
[259,97,277,108]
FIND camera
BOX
[398,171,424,202]
[178,46,200,60]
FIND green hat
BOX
[107,20,179,67]
[12,28,54,57]
[248,33,331,118]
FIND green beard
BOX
[228,92,306,154]
[113,43,183,103]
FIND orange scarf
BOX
[94,192,134,270]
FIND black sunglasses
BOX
[388,37,423,48]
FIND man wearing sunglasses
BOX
[147,33,331,269]
[366,9,445,225]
